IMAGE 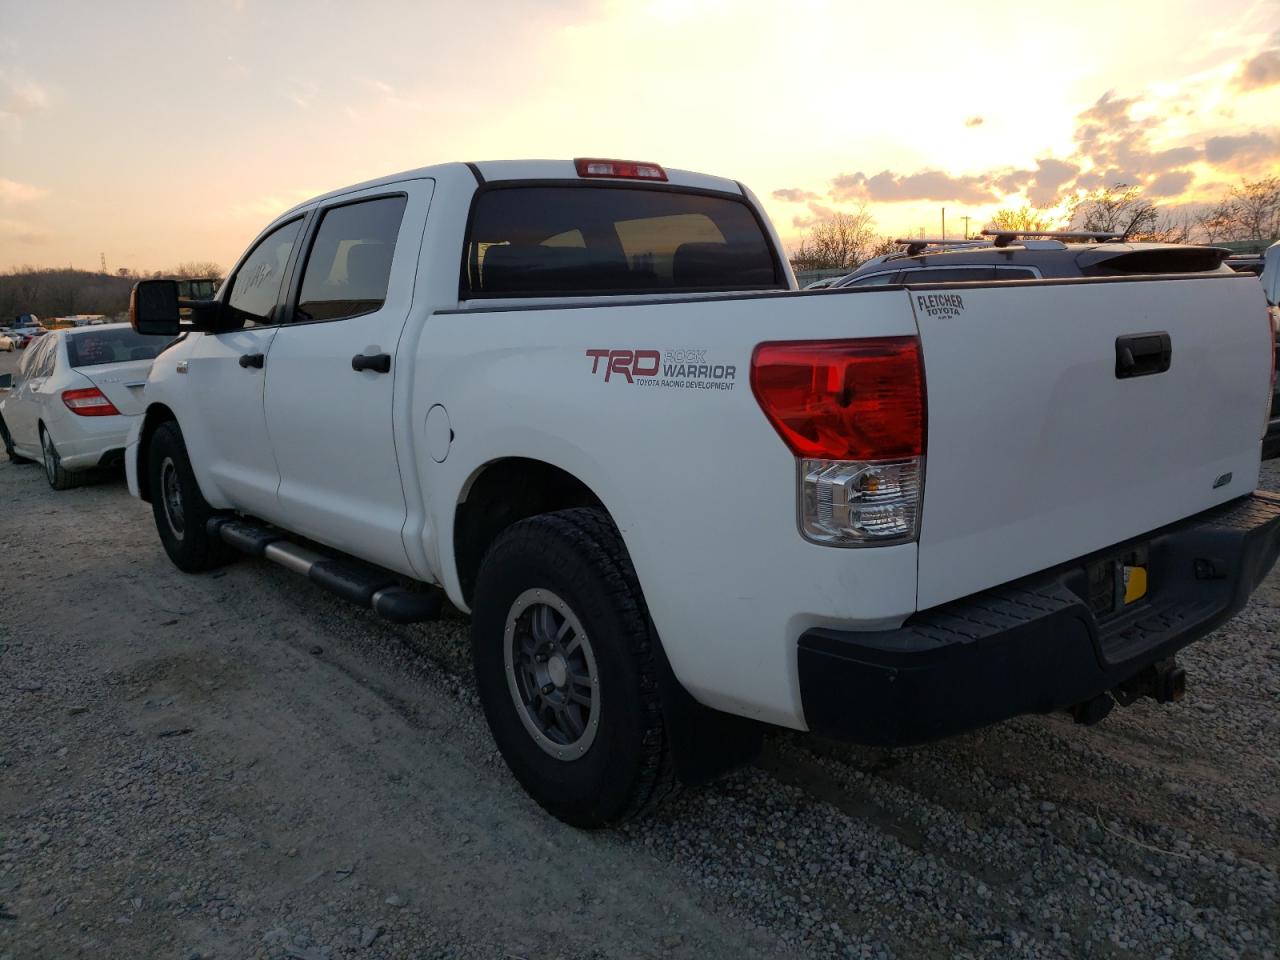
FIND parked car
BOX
[1261,241,1280,459]
[1226,253,1265,275]
[0,332,17,351]
[125,158,1279,827]
[830,232,1232,288]
[1,328,32,349]
[0,323,171,488]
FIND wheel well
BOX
[136,404,177,502]
[454,458,605,605]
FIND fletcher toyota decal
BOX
[586,348,737,390]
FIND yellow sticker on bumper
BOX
[1123,565,1148,604]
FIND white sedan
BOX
[0,333,16,351]
[0,323,171,489]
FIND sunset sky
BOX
[1,0,1278,273]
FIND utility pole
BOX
[100,252,107,274]
[960,215,971,240]
[941,207,946,240]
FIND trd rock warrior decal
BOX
[586,348,737,391]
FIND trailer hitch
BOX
[1113,657,1186,707]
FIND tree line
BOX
[0,262,222,322]
[791,175,1280,272]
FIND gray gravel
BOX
[1,350,1278,958]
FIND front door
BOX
[183,216,305,519]
[263,182,432,573]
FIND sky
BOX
[1,0,1278,273]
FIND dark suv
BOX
[832,231,1231,288]
[832,232,1280,461]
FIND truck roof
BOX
[283,160,744,219]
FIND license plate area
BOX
[1086,546,1149,619]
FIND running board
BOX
[207,517,441,624]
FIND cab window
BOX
[224,218,304,327]
[294,196,406,323]
[904,266,996,284]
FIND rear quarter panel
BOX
[413,289,921,729]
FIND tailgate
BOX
[75,359,153,416]
[914,274,1270,609]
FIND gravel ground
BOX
[1,344,1277,958]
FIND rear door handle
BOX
[1115,332,1171,379]
[351,353,391,374]
[238,353,265,369]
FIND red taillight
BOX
[62,387,120,417]
[574,158,667,181]
[750,338,925,461]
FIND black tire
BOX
[471,507,674,828]
[40,426,81,490]
[0,415,33,464]
[147,421,234,573]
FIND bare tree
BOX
[156,261,224,280]
[1226,176,1280,243]
[1196,201,1238,242]
[1068,184,1159,237]
[987,205,1063,233]
[790,206,892,271]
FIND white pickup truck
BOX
[126,158,1280,827]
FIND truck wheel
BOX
[41,427,81,490]
[147,421,233,573]
[471,508,674,827]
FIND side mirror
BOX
[130,280,181,336]
[0,373,11,390]
[1263,241,1280,307]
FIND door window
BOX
[845,272,899,286]
[294,196,407,323]
[224,218,304,328]
[903,266,996,284]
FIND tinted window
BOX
[225,218,304,327]
[465,186,781,297]
[23,336,54,377]
[845,272,899,287]
[996,267,1038,280]
[904,266,996,284]
[66,328,169,368]
[295,196,406,323]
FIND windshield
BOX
[66,328,169,368]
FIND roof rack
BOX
[892,237,989,256]
[980,229,1123,248]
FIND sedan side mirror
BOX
[130,280,181,336]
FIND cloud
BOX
[0,217,50,244]
[792,200,836,229]
[1236,47,1280,92]
[772,188,821,203]
[964,116,984,128]
[0,178,47,203]
[1026,158,1079,206]
[1146,170,1195,197]
[0,69,49,136]
[1203,131,1280,170]
[832,169,998,204]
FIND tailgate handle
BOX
[1115,332,1171,379]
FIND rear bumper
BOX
[798,492,1280,746]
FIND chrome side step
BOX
[207,517,441,624]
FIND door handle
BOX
[1115,332,1171,379]
[238,353,265,369]
[351,353,391,374]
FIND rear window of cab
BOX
[463,185,783,298]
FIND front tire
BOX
[147,421,233,572]
[471,508,673,827]
[41,428,80,490]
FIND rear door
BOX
[262,181,431,574]
[913,274,1270,609]
[4,335,55,450]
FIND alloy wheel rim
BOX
[504,588,600,760]
[159,456,185,540]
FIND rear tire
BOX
[147,421,234,572]
[471,508,674,827]
[41,427,80,490]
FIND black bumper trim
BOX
[799,492,1280,746]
